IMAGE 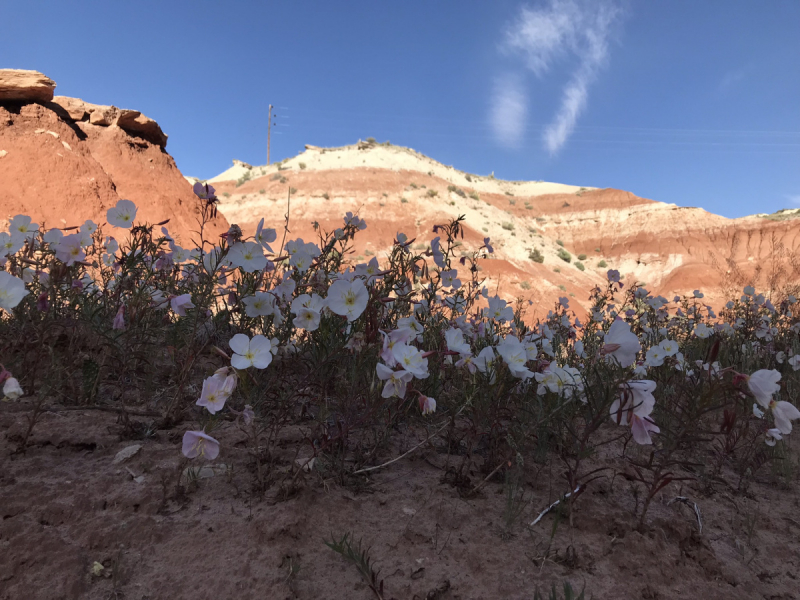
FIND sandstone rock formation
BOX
[0,69,55,104]
[207,143,800,315]
[0,70,227,246]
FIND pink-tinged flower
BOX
[170,293,195,316]
[3,377,23,400]
[0,271,29,311]
[229,334,273,370]
[193,182,217,200]
[196,369,237,414]
[107,199,138,229]
[380,328,415,366]
[747,369,800,435]
[610,380,660,445]
[375,362,413,398]
[112,305,125,330]
[455,353,477,373]
[419,394,436,415]
[182,430,220,459]
[602,320,641,368]
[55,233,86,266]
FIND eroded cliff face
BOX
[207,143,800,314]
[0,69,228,246]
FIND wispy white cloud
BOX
[787,194,800,206]
[490,75,528,148]
[719,65,748,92]
[499,0,624,154]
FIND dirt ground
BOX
[1,401,799,600]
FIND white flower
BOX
[376,363,413,398]
[0,232,25,257]
[0,271,29,310]
[55,233,86,266]
[441,269,461,289]
[3,377,23,400]
[444,327,471,355]
[748,369,781,407]
[80,219,98,236]
[776,351,786,364]
[535,365,582,397]
[788,354,800,371]
[202,246,230,273]
[658,339,679,356]
[496,337,532,380]
[603,320,641,368]
[170,293,195,316]
[380,328,415,366]
[748,369,800,435]
[523,335,540,360]
[645,345,665,367]
[694,323,713,339]
[765,428,783,446]
[229,334,273,370]
[9,215,38,239]
[430,236,446,268]
[106,199,138,229]
[243,292,277,318]
[485,295,514,322]
[293,307,321,331]
[228,242,267,272]
[326,279,368,321]
[392,344,429,378]
[474,346,497,374]
[254,218,277,251]
[196,369,237,414]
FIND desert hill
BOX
[202,141,800,313]
[0,69,228,246]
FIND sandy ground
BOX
[2,400,799,600]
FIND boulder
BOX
[88,104,119,126]
[116,109,168,148]
[51,96,88,121]
[50,97,167,148]
[0,69,56,104]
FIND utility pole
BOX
[267,104,273,166]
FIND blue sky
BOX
[4,0,800,218]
